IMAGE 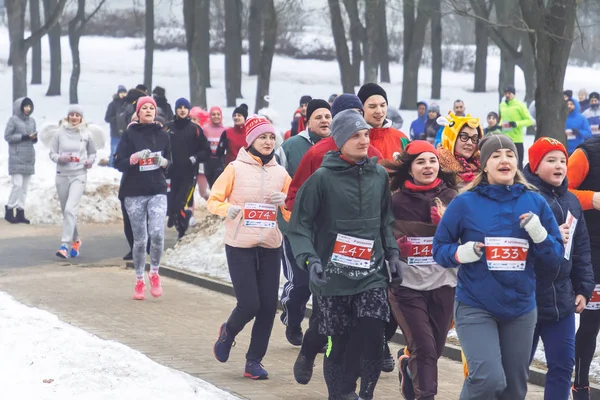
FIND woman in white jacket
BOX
[48,105,97,259]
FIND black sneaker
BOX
[293,352,314,384]
[398,353,415,400]
[382,342,395,372]
[572,385,591,400]
[123,251,133,261]
[285,326,303,346]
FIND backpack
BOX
[116,102,136,137]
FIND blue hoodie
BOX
[566,98,592,154]
[433,183,564,320]
[409,101,428,140]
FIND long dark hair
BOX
[382,151,457,192]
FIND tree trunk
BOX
[224,0,243,106]
[378,0,390,82]
[67,0,84,104]
[521,32,536,104]
[401,0,434,110]
[7,0,27,99]
[342,0,363,86]
[183,0,208,108]
[495,0,518,100]
[248,0,264,76]
[519,0,577,146]
[403,0,415,67]
[328,0,355,93]
[430,0,442,99]
[254,0,276,113]
[30,0,42,84]
[473,0,489,92]
[198,0,210,89]
[363,0,379,83]
[144,0,154,90]
[44,0,62,96]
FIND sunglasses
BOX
[457,133,479,144]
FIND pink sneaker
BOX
[148,273,163,298]
[133,280,145,300]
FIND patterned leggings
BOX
[124,195,168,280]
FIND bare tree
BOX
[6,0,68,100]
[183,0,210,108]
[248,0,264,76]
[254,0,276,113]
[43,0,62,96]
[400,0,435,109]
[30,0,42,84]
[431,0,442,99]
[144,0,154,90]
[472,0,490,92]
[363,0,380,83]
[225,0,243,106]
[377,0,390,82]
[342,0,364,86]
[68,0,107,104]
[328,0,355,93]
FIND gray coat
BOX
[5,97,37,175]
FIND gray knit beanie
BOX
[68,104,84,118]
[330,109,370,149]
[479,134,518,169]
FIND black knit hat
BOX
[152,86,166,97]
[564,90,573,99]
[487,111,499,120]
[136,84,148,93]
[299,95,312,106]
[357,83,388,105]
[504,85,516,95]
[590,92,600,101]
[306,99,331,121]
[233,103,248,120]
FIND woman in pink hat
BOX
[197,106,225,199]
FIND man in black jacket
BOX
[165,97,211,238]
[104,85,127,167]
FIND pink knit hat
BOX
[136,96,157,115]
[209,106,223,116]
[245,115,276,146]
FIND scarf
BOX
[248,146,275,166]
[404,177,442,192]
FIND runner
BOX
[114,96,171,300]
[216,104,248,166]
[523,137,594,400]
[287,109,402,400]
[48,105,97,258]
[209,115,291,381]
[382,140,458,400]
[433,134,563,400]
[198,106,225,199]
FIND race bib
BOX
[331,234,374,269]
[501,122,512,130]
[166,178,171,193]
[564,211,578,260]
[592,125,600,135]
[139,151,161,172]
[485,237,529,271]
[406,237,434,266]
[586,284,600,310]
[61,152,81,167]
[243,203,277,228]
[209,138,219,153]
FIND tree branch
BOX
[84,0,108,25]
[24,0,69,50]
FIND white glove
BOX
[455,241,484,264]
[269,192,287,206]
[520,212,548,244]
[57,154,71,165]
[226,205,242,220]
[189,156,197,165]
[136,149,152,160]
[153,155,169,168]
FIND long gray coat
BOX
[4,97,37,175]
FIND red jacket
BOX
[285,136,383,210]
[217,125,247,166]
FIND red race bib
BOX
[407,237,434,266]
[485,237,529,271]
[331,234,374,269]
[586,285,600,310]
[243,203,277,228]
[139,151,161,172]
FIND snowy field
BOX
[0,291,239,399]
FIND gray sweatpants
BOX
[124,195,167,280]
[56,174,86,246]
[454,301,537,400]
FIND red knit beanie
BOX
[528,137,568,173]
[245,115,276,146]
[405,140,439,157]
[136,96,157,115]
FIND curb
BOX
[127,262,600,397]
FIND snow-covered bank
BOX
[0,291,239,400]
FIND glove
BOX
[21,134,30,141]
[83,160,93,169]
[455,241,484,264]
[57,154,71,165]
[396,236,413,258]
[189,156,197,165]
[269,192,287,206]
[153,155,168,167]
[226,205,242,220]
[431,206,441,225]
[520,212,548,244]
[130,149,151,165]
[509,121,517,128]
[387,251,404,285]
[308,258,329,287]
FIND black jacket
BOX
[104,95,125,138]
[165,117,211,178]
[155,95,174,122]
[524,166,595,322]
[115,122,171,198]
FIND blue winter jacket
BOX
[566,98,592,154]
[433,183,564,320]
[523,167,595,322]
[583,105,600,135]
[409,101,428,140]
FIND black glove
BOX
[21,134,30,141]
[387,252,404,285]
[308,258,329,287]
[509,121,517,128]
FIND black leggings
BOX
[323,317,385,400]
[574,309,600,387]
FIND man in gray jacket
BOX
[4,97,37,224]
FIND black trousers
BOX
[515,142,524,171]
[574,309,600,387]
[225,245,282,362]
[168,174,196,217]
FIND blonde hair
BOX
[461,169,537,193]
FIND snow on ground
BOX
[0,291,238,400]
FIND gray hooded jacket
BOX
[4,97,37,175]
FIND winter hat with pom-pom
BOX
[135,96,157,115]
[245,115,276,146]
[233,103,249,120]
[331,94,363,118]
[528,137,568,173]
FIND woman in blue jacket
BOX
[523,137,595,400]
[433,134,564,400]
[566,97,592,154]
